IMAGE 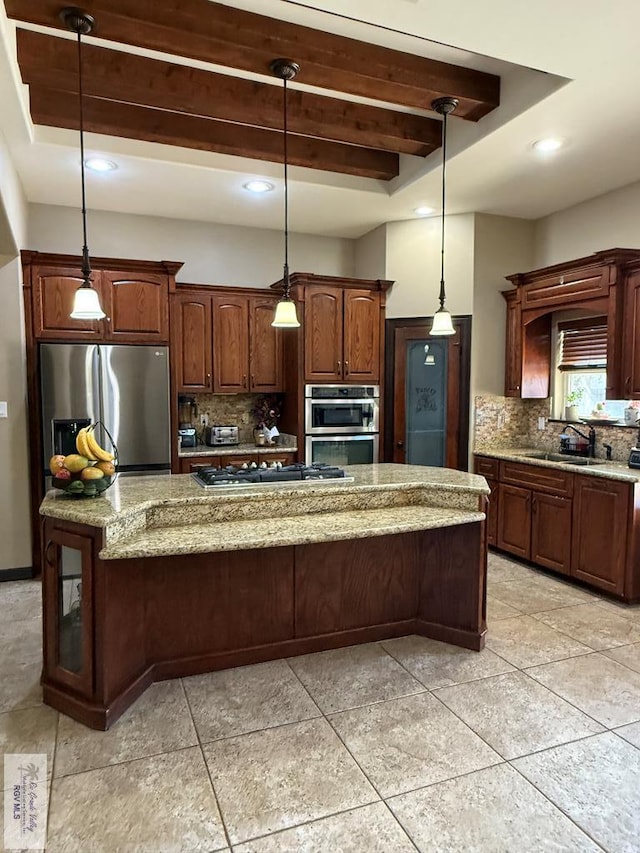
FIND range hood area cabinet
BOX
[170,286,284,394]
[502,248,640,400]
[22,251,183,344]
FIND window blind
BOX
[558,317,607,370]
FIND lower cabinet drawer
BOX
[474,455,499,479]
[499,460,574,497]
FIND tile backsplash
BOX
[474,395,640,462]
[190,393,279,443]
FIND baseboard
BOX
[0,567,34,582]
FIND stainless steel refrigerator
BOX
[40,343,171,475]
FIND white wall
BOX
[28,205,355,286]
[534,179,640,267]
[384,215,475,319]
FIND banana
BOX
[75,427,97,461]
[85,426,115,463]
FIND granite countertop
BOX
[178,442,297,458]
[475,447,640,483]
[40,463,489,560]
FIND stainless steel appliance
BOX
[204,425,239,446]
[178,428,197,448]
[305,384,379,434]
[306,434,379,466]
[304,384,380,465]
[40,343,171,474]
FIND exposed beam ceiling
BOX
[17,29,440,158]
[5,0,500,182]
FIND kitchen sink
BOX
[523,452,603,466]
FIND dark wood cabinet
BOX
[249,297,283,392]
[25,254,179,343]
[474,453,640,601]
[531,491,572,575]
[304,286,344,381]
[503,291,522,397]
[502,249,640,400]
[572,475,629,594]
[102,270,169,342]
[497,483,531,559]
[212,294,250,392]
[304,285,381,382]
[621,268,640,399]
[485,478,498,546]
[172,287,283,395]
[173,292,213,392]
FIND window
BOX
[555,317,626,421]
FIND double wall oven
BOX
[305,384,380,466]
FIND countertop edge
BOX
[474,447,640,483]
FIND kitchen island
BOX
[40,464,489,729]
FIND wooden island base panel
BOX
[40,464,490,730]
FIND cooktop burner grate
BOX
[192,462,353,488]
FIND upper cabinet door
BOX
[172,293,213,392]
[212,294,249,392]
[622,270,640,399]
[102,271,169,342]
[249,297,283,392]
[503,291,522,397]
[32,265,106,340]
[343,289,380,381]
[304,287,343,382]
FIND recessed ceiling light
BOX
[243,180,275,194]
[84,157,118,172]
[414,206,435,216]
[532,138,563,153]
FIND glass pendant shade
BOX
[429,306,455,336]
[71,285,106,320]
[271,298,300,328]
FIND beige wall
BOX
[0,129,29,570]
[534,179,640,267]
[384,215,475,319]
[472,214,536,397]
[28,204,356,286]
[354,224,387,280]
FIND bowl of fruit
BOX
[49,423,118,498]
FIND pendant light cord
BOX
[283,75,290,299]
[76,28,92,285]
[438,108,448,310]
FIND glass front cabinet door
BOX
[43,526,94,697]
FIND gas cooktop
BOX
[192,462,352,488]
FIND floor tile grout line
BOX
[610,728,640,752]
[506,749,609,853]
[50,741,202,782]
[599,646,640,677]
[179,677,233,853]
[527,613,640,652]
[520,657,640,730]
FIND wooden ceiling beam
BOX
[16,29,440,156]
[28,86,400,181]
[5,0,500,120]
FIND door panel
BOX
[343,289,380,381]
[33,266,106,340]
[531,492,572,575]
[497,483,531,559]
[212,295,249,392]
[249,297,283,392]
[304,287,343,381]
[103,271,169,342]
[173,294,213,392]
[392,324,464,469]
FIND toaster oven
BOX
[205,425,239,446]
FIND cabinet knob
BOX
[396,440,404,449]
[337,361,341,371]
[532,495,537,512]
[625,376,632,393]
[243,374,247,389]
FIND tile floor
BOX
[1,552,640,851]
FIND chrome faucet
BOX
[562,423,596,457]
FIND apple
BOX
[49,455,66,476]
[55,468,72,481]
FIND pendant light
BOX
[270,58,300,328]
[429,97,458,336]
[62,7,105,321]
